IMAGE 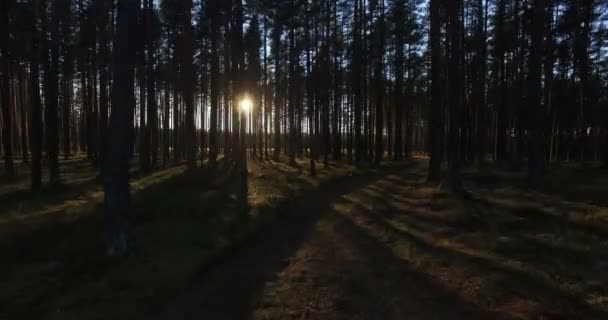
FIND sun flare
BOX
[239,97,252,113]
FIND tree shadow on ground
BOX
[0,177,99,218]
[152,161,608,319]
[294,209,503,319]
[338,169,608,319]
[151,164,407,320]
[0,156,186,217]
[1,161,241,319]
[464,163,608,207]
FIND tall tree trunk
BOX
[18,68,29,163]
[223,8,232,160]
[332,0,341,161]
[139,0,150,172]
[374,1,385,164]
[527,0,546,187]
[576,1,593,166]
[272,24,282,161]
[475,0,488,168]
[163,83,170,166]
[353,0,363,163]
[103,0,138,257]
[182,0,196,169]
[147,0,157,167]
[208,0,220,166]
[1,0,15,177]
[62,77,71,160]
[30,0,43,189]
[393,1,404,161]
[231,0,245,166]
[427,0,443,183]
[46,0,61,184]
[288,24,297,166]
[99,0,110,169]
[544,3,555,163]
[446,0,464,192]
[494,0,507,163]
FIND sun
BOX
[239,97,252,113]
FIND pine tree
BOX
[104,0,139,257]
[1,0,15,177]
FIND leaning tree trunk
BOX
[103,0,138,257]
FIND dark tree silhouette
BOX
[427,0,442,183]
[103,0,138,257]
[1,0,15,177]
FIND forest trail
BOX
[151,160,608,320]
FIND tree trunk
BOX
[446,0,464,192]
[1,0,15,177]
[273,24,282,161]
[147,0,157,167]
[103,0,138,257]
[139,5,150,172]
[427,0,443,183]
[18,68,29,163]
[527,0,546,188]
[182,0,196,170]
[99,0,110,169]
[45,0,61,184]
[208,0,220,166]
[374,1,385,164]
[29,0,43,189]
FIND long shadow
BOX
[342,190,608,319]
[255,157,303,176]
[149,164,410,320]
[0,177,100,217]
[318,208,504,319]
[0,158,136,216]
[1,166,207,266]
[2,162,237,319]
[465,164,608,207]
[471,194,608,241]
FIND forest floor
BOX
[3,156,608,319]
[0,153,361,319]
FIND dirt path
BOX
[151,166,498,320]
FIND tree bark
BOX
[1,0,15,177]
[208,0,220,166]
[182,0,196,170]
[427,0,443,183]
[446,0,464,192]
[103,0,138,257]
[45,0,61,184]
[527,0,547,188]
